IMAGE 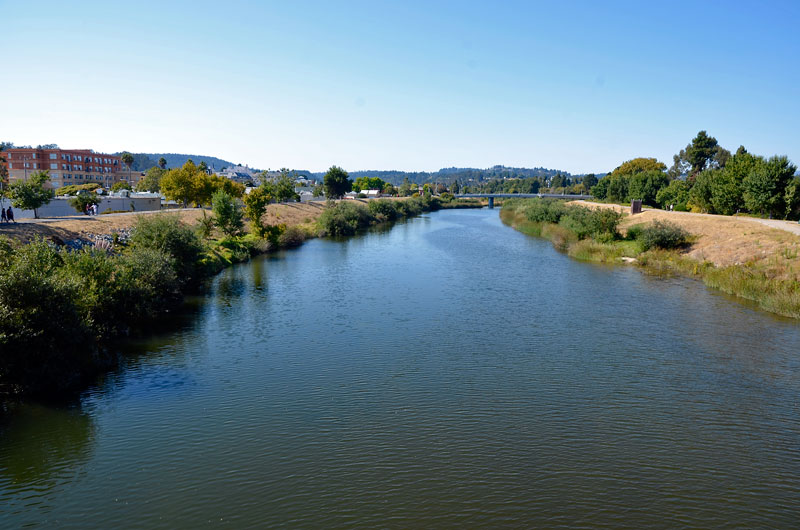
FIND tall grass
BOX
[503,198,800,319]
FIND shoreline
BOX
[500,200,800,320]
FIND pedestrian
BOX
[7,206,14,223]
[1,207,6,223]
[92,203,98,216]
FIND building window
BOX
[51,163,58,170]
[49,153,57,159]
[32,153,38,159]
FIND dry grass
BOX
[569,201,800,281]
[0,202,329,243]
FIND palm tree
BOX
[121,152,134,183]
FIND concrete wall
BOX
[0,196,161,219]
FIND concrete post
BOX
[488,197,494,209]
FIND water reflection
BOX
[0,401,95,492]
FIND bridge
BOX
[455,193,594,208]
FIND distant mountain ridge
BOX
[117,152,242,172]
[310,165,585,186]
[118,153,590,185]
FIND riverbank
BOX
[501,198,800,319]
[0,196,482,397]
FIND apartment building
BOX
[1,147,139,188]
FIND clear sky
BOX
[2,0,798,174]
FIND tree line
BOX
[591,131,799,219]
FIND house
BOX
[361,189,381,198]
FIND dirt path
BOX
[569,201,800,272]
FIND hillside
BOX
[116,152,241,171]
[310,165,586,186]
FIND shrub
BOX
[129,214,204,285]
[637,221,689,251]
[211,190,244,236]
[278,226,307,248]
[69,193,100,214]
[318,202,372,236]
[368,199,400,222]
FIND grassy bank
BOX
[0,196,481,396]
[501,198,800,319]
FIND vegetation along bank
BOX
[0,181,480,397]
[500,198,800,320]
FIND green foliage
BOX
[743,155,797,218]
[655,179,690,210]
[323,166,352,199]
[352,176,386,193]
[111,181,132,192]
[610,157,667,176]
[669,130,730,178]
[317,196,441,237]
[135,166,165,192]
[160,161,200,207]
[274,171,300,202]
[55,182,102,196]
[636,221,689,251]
[129,214,204,285]
[277,226,307,248]
[503,198,622,241]
[9,171,54,218]
[211,190,244,236]
[68,193,100,213]
[0,235,185,394]
[242,185,274,237]
[318,201,372,236]
[626,170,669,206]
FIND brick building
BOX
[1,147,139,189]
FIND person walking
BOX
[6,206,15,223]
[1,207,6,223]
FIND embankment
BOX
[501,198,800,319]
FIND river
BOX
[2,208,800,528]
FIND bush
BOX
[56,183,103,196]
[368,199,400,222]
[69,193,100,213]
[212,190,244,236]
[637,221,689,251]
[318,202,372,236]
[129,214,204,285]
[278,226,307,248]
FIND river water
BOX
[2,209,800,528]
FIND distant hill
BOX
[310,165,583,186]
[116,152,241,172]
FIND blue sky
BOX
[1,0,798,174]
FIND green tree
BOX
[158,157,167,169]
[312,183,324,197]
[656,179,690,210]
[136,166,166,192]
[626,170,669,206]
[0,143,9,201]
[399,177,413,197]
[275,171,300,202]
[610,157,667,176]
[582,174,598,189]
[68,192,100,214]
[451,179,461,194]
[669,131,730,178]
[121,152,134,183]
[211,190,244,236]
[687,169,717,213]
[323,166,351,199]
[10,170,54,218]
[161,161,200,207]
[111,181,132,192]
[743,155,797,218]
[242,185,273,237]
[353,176,386,192]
